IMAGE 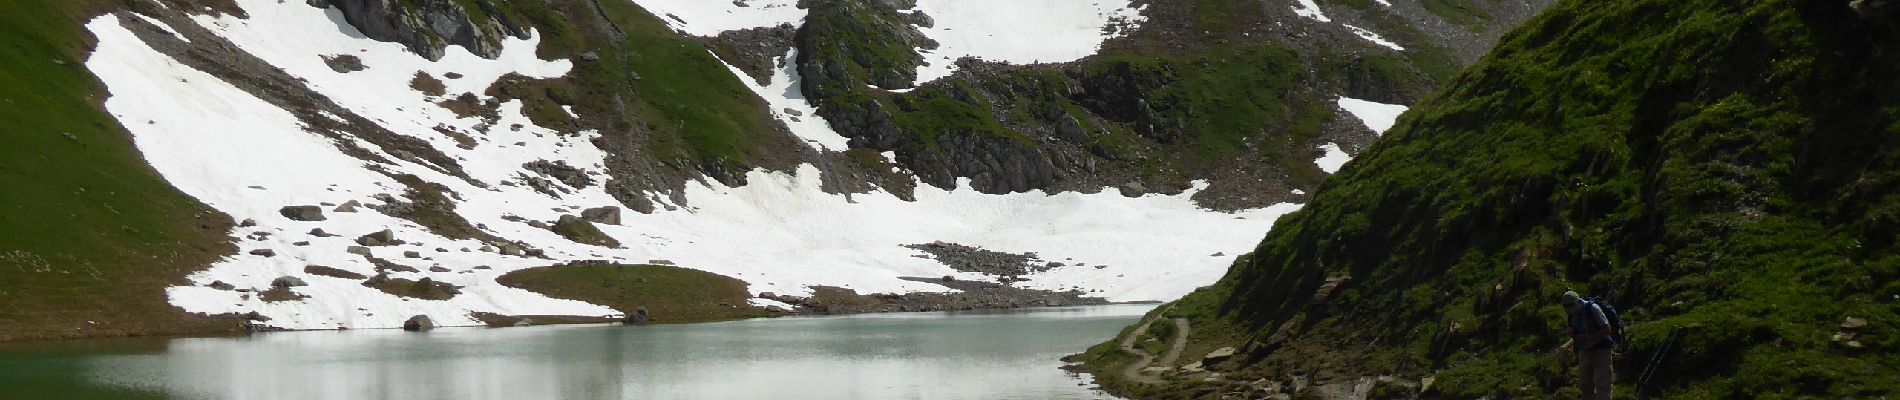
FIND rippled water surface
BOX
[0,305,1153,399]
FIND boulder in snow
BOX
[581,206,622,225]
[279,205,326,221]
[270,276,308,288]
[356,229,397,246]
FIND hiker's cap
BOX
[1562,291,1582,307]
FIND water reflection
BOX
[17,305,1151,400]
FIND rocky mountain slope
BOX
[1075,0,1900,398]
[1,0,1548,340]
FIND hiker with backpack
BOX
[1562,290,1619,400]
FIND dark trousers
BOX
[1579,348,1613,400]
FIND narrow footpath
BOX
[1119,314,1192,384]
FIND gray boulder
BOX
[271,276,308,288]
[581,206,622,225]
[356,229,397,246]
[333,200,362,213]
[280,206,326,221]
[625,307,651,325]
[249,249,277,257]
[1203,347,1237,364]
[403,315,434,331]
[346,246,374,257]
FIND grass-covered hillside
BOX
[1080,0,1900,398]
[0,0,244,342]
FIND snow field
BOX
[89,0,1303,331]
[907,0,1147,84]
[628,0,806,37]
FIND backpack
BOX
[1586,296,1626,350]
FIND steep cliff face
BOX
[316,0,529,60]
[1079,0,1900,398]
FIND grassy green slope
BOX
[1085,0,1900,398]
[481,0,785,178]
[0,0,241,342]
[497,263,772,324]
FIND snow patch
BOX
[1343,24,1402,51]
[909,0,1145,84]
[628,0,805,37]
[1337,97,1410,134]
[1292,0,1330,22]
[720,49,850,151]
[131,13,189,42]
[1314,143,1351,174]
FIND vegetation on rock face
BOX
[497,263,772,324]
[790,0,1517,203]
[1082,0,1900,398]
[0,0,243,342]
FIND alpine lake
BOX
[0,304,1153,399]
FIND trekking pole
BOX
[1635,326,1685,397]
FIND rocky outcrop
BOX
[764,277,1111,314]
[705,23,798,85]
[522,160,592,189]
[304,265,368,280]
[904,241,1059,283]
[551,215,620,248]
[311,0,530,61]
